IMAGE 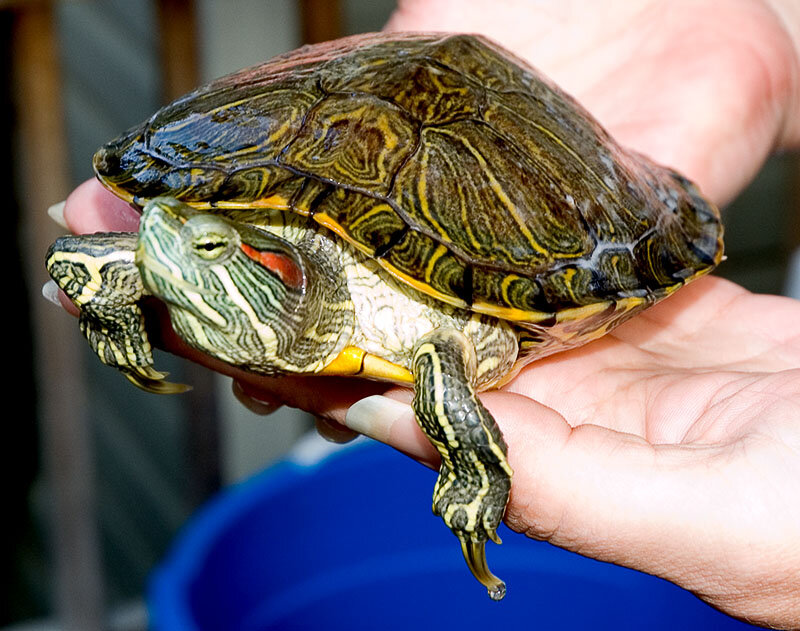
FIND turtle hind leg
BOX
[46,232,188,394]
[412,327,512,600]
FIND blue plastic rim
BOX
[149,439,760,630]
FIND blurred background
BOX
[2,1,798,629]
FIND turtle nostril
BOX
[93,145,122,176]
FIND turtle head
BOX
[136,198,345,375]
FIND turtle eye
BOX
[180,216,240,263]
[192,235,231,260]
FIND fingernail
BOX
[315,416,359,444]
[345,395,411,442]
[48,201,68,229]
[231,380,282,415]
[41,280,61,306]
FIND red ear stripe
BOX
[240,243,305,289]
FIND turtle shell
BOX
[93,32,723,324]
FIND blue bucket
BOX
[149,439,759,630]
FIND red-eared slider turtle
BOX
[46,32,723,600]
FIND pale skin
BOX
[58,0,800,626]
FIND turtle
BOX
[45,32,724,600]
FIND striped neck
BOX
[136,198,354,375]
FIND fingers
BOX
[474,391,800,625]
[231,379,283,416]
[313,416,360,444]
[477,390,699,561]
[63,179,140,234]
[345,394,438,467]
[232,379,359,444]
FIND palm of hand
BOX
[512,276,800,445]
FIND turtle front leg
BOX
[46,232,187,394]
[412,327,512,600]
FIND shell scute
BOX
[314,188,408,255]
[423,33,536,93]
[391,120,596,271]
[279,93,419,194]
[146,78,321,168]
[216,164,300,204]
[320,54,487,125]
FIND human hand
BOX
[387,0,800,206]
[58,0,800,626]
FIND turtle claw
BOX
[460,538,506,601]
[124,366,191,394]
